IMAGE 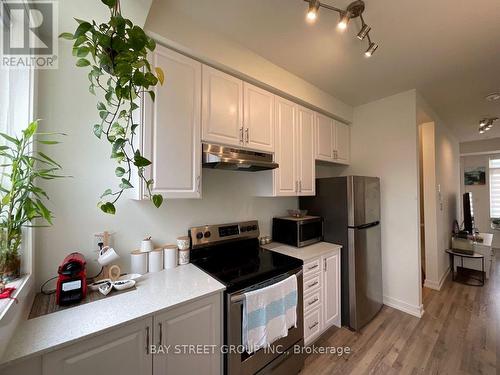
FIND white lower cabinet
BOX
[38,293,221,375]
[153,293,221,375]
[43,318,152,375]
[302,248,341,346]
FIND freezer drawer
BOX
[348,223,383,330]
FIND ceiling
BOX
[161,0,500,142]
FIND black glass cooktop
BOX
[191,238,303,292]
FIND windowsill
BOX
[0,274,32,322]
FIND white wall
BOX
[346,90,423,317]
[33,0,354,287]
[417,95,460,290]
[144,0,353,124]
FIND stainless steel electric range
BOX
[189,220,305,375]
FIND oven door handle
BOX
[230,269,303,304]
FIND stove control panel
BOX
[189,220,259,248]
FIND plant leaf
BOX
[76,58,91,67]
[100,202,116,215]
[155,67,164,85]
[133,154,151,167]
[152,194,163,208]
[119,178,133,189]
[93,124,102,139]
[115,167,125,177]
[59,32,74,40]
[100,188,112,198]
[73,22,92,38]
[101,0,117,8]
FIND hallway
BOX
[302,252,498,374]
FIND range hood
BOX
[202,143,278,171]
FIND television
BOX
[463,192,474,234]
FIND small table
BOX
[446,249,485,286]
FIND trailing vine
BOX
[60,0,164,214]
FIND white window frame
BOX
[489,158,500,219]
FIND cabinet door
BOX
[335,121,350,165]
[243,83,274,152]
[323,251,341,329]
[202,65,243,147]
[297,106,315,196]
[143,46,202,199]
[43,318,152,375]
[315,113,334,162]
[153,294,222,375]
[274,97,297,196]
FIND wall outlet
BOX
[92,232,113,252]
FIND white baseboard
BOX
[423,267,450,291]
[383,295,424,318]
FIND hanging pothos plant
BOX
[60,0,164,214]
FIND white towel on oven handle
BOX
[242,274,298,354]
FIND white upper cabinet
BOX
[315,113,334,161]
[142,45,202,199]
[202,65,244,147]
[274,96,297,196]
[314,115,350,165]
[297,106,315,196]
[243,83,274,152]
[335,121,350,164]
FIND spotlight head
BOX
[306,0,320,22]
[337,12,350,31]
[357,24,371,40]
[479,129,486,134]
[365,42,378,57]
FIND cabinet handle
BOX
[308,264,319,270]
[324,259,327,271]
[299,180,302,192]
[158,322,163,346]
[308,297,319,306]
[239,127,244,143]
[145,326,150,355]
[307,281,319,288]
[245,128,249,143]
[295,180,298,193]
[309,321,319,330]
[197,175,201,194]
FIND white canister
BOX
[176,236,190,250]
[148,248,163,273]
[163,245,178,269]
[140,237,154,253]
[178,248,190,265]
[130,250,148,274]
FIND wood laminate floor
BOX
[301,252,498,375]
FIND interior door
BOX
[348,223,383,330]
[297,106,315,196]
[202,65,243,147]
[315,113,334,161]
[143,46,202,199]
[274,97,297,196]
[243,83,274,152]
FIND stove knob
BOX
[196,232,203,240]
[204,231,211,238]
[252,225,258,230]
[241,226,247,232]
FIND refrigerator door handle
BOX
[349,221,380,230]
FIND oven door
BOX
[226,268,304,375]
[298,218,323,247]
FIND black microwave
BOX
[272,216,323,248]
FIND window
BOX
[489,158,500,218]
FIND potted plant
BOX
[0,120,65,282]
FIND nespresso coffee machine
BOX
[56,252,87,305]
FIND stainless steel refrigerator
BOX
[300,176,383,330]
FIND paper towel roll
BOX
[163,245,178,269]
[148,248,163,273]
[130,250,148,274]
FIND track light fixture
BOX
[303,0,379,57]
[306,0,320,22]
[478,117,499,134]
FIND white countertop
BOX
[262,241,342,261]
[0,264,225,368]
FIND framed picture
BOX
[464,167,486,185]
